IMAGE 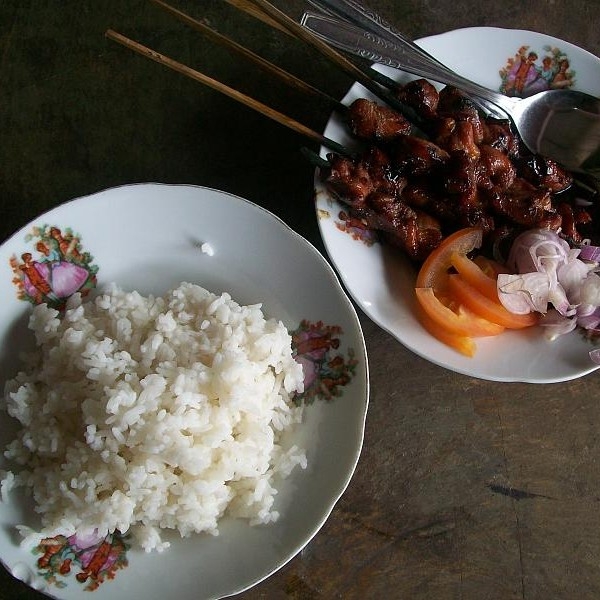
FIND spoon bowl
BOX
[504,90,600,172]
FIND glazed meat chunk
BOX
[320,76,595,263]
[346,98,412,143]
[395,78,439,120]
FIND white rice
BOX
[0,282,306,552]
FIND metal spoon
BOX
[301,7,600,176]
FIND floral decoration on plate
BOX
[34,531,129,592]
[0,184,368,600]
[499,44,575,97]
[9,224,98,309]
[292,320,359,405]
[3,214,360,593]
[335,211,378,246]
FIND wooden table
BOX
[1,1,600,598]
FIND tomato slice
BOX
[416,227,484,290]
[447,274,539,329]
[414,228,505,355]
[416,303,476,357]
[473,255,510,277]
[415,287,505,337]
[450,251,499,301]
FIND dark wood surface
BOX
[2,1,600,599]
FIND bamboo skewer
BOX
[226,0,406,96]
[149,0,344,112]
[107,0,410,157]
[105,29,350,156]
[156,0,409,118]
[222,0,290,34]
[236,0,412,116]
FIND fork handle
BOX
[303,2,517,114]
[307,0,446,67]
[301,12,518,113]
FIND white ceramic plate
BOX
[0,184,369,599]
[315,26,600,383]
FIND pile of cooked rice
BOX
[0,282,306,552]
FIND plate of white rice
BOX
[0,183,368,599]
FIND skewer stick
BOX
[239,0,410,115]
[225,0,419,122]
[105,29,350,155]
[222,0,289,34]
[149,0,344,112]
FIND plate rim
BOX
[315,26,600,384]
[0,182,370,599]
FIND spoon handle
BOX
[301,7,517,115]
[306,0,447,68]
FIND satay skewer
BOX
[106,0,419,158]
[149,0,344,113]
[235,0,414,117]
[223,0,404,95]
[223,0,290,34]
[105,29,351,156]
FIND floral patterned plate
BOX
[315,27,600,383]
[0,184,369,599]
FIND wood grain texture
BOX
[1,1,600,599]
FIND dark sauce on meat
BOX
[321,79,599,263]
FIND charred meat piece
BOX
[490,178,557,228]
[429,116,456,141]
[324,147,405,206]
[436,120,481,161]
[324,153,376,206]
[366,191,417,232]
[445,157,495,232]
[392,136,450,176]
[437,86,480,117]
[346,98,412,144]
[338,192,414,236]
[402,179,459,224]
[515,154,573,193]
[322,150,443,261]
[557,202,592,244]
[437,86,484,143]
[395,78,439,120]
[397,210,444,261]
[476,145,517,191]
[402,164,494,233]
[371,194,442,261]
[444,153,477,196]
[481,118,520,157]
